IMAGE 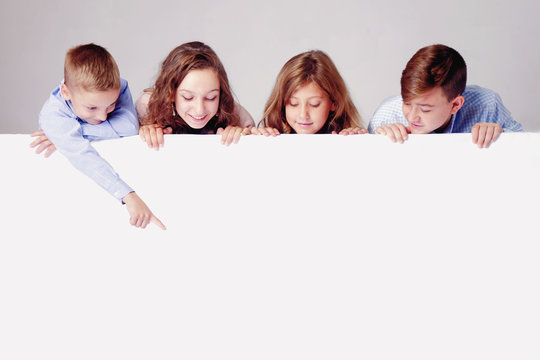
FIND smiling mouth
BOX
[297,122,313,127]
[189,114,207,122]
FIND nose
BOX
[299,103,309,120]
[195,99,205,115]
[96,110,108,121]
[407,106,420,121]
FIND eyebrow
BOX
[178,89,220,94]
[85,101,117,108]
[289,96,324,100]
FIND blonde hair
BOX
[261,50,361,133]
[64,43,121,91]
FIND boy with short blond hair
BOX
[31,43,165,230]
[64,43,121,92]
[369,44,523,148]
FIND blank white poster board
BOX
[1,133,539,359]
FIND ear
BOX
[60,83,71,101]
[450,95,465,114]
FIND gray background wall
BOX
[1,0,539,133]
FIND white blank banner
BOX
[1,133,539,359]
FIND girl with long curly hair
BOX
[254,50,366,136]
[137,41,254,147]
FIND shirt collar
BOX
[59,80,80,121]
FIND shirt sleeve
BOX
[135,91,151,123]
[79,79,139,140]
[492,93,523,132]
[368,96,408,133]
[460,86,524,133]
[39,97,133,202]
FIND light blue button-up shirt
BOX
[39,78,139,201]
[368,85,523,133]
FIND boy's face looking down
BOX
[61,84,120,125]
[402,86,464,134]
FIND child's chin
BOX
[293,126,319,135]
[409,127,428,135]
[85,119,104,125]
[187,121,209,129]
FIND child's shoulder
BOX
[368,95,406,132]
[135,89,153,120]
[39,83,73,119]
[457,85,520,130]
[462,85,502,107]
[119,78,129,91]
[378,94,403,107]
[372,95,404,117]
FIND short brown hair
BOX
[401,44,467,102]
[64,43,121,91]
[143,41,239,133]
[260,50,361,133]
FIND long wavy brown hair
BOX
[260,50,361,133]
[142,41,239,134]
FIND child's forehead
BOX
[179,68,220,90]
[409,87,447,104]
[290,81,326,98]
[73,86,120,104]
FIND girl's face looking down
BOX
[175,68,220,129]
[285,81,335,134]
